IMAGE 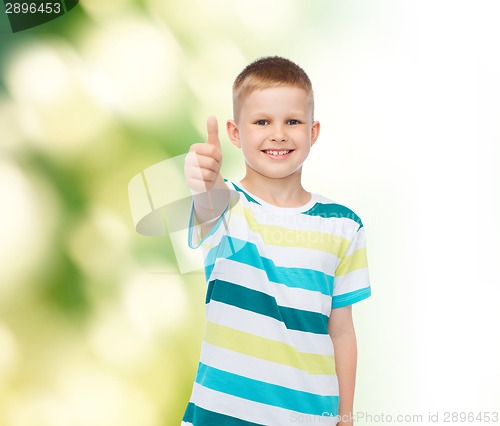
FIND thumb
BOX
[206,115,221,148]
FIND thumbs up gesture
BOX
[185,116,229,231]
[185,116,223,194]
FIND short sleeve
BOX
[188,201,230,250]
[332,225,371,309]
[187,186,241,250]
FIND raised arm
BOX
[184,116,230,238]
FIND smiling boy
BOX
[182,56,371,426]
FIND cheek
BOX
[242,144,256,158]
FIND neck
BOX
[240,171,310,208]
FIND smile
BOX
[262,149,293,156]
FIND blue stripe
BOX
[229,182,261,205]
[332,287,371,308]
[203,235,248,280]
[195,363,339,416]
[205,236,333,296]
[302,203,363,230]
[206,279,329,335]
[183,402,264,425]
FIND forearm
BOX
[192,174,229,235]
[328,306,358,424]
[331,327,357,425]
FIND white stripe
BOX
[232,187,360,230]
[344,227,367,256]
[207,301,335,355]
[250,208,360,238]
[257,242,339,275]
[333,268,370,296]
[210,259,331,313]
[200,342,339,395]
[190,382,339,425]
[208,215,340,275]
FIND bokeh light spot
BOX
[82,16,179,124]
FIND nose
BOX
[270,123,287,142]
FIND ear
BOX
[310,121,320,147]
[226,119,241,148]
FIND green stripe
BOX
[183,402,264,425]
[233,206,351,255]
[207,279,329,335]
[302,203,363,230]
[205,322,335,375]
[335,247,368,276]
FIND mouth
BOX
[261,149,294,158]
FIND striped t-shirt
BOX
[182,181,371,426]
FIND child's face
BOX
[227,86,320,182]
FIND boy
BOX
[182,56,371,425]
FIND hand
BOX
[184,116,223,194]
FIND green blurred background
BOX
[1,1,499,425]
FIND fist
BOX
[184,116,223,194]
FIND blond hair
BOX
[232,56,314,119]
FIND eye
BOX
[255,120,269,126]
[287,119,301,125]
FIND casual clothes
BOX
[182,181,371,425]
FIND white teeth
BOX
[265,150,290,156]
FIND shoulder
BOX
[304,193,364,231]
[223,179,260,205]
